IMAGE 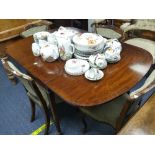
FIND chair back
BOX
[91,19,123,40]
[1,59,49,107]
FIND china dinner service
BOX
[31,26,122,81]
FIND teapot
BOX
[40,44,59,62]
[56,37,75,61]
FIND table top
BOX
[118,93,155,135]
[6,36,153,107]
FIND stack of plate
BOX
[72,33,107,60]
[74,48,104,60]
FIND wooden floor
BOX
[118,93,155,135]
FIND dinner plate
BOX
[74,54,89,60]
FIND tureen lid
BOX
[73,33,105,47]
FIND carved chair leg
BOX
[42,105,50,135]
[50,93,62,135]
[29,98,36,122]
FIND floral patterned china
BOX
[31,27,123,82]
[33,31,50,43]
[104,48,121,63]
[85,68,104,81]
[72,33,107,52]
[64,59,90,76]
[104,38,122,54]
[57,37,75,61]
[40,44,59,62]
[32,43,41,56]
[89,54,107,69]
[47,32,58,45]
[55,26,80,40]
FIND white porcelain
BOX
[40,44,59,62]
[89,54,107,69]
[33,31,50,43]
[74,47,104,56]
[85,68,104,81]
[56,26,79,40]
[57,37,75,61]
[73,33,107,52]
[105,48,121,63]
[104,39,122,54]
[38,40,49,48]
[47,33,58,45]
[32,43,41,56]
[65,59,90,76]
[74,53,89,60]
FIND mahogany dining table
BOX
[5,36,153,107]
[4,31,152,134]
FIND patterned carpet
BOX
[0,60,154,135]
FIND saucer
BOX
[84,69,104,81]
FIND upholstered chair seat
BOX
[130,70,155,97]
[80,69,155,133]
[80,94,127,128]
[90,19,123,40]
[96,28,122,39]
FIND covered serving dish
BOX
[72,33,107,52]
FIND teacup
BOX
[32,43,41,56]
[104,39,122,54]
[33,31,50,43]
[105,48,121,63]
[89,54,107,69]
[40,44,59,62]
[87,68,100,79]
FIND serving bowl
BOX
[72,33,107,52]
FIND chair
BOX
[1,58,62,135]
[118,92,155,135]
[91,19,125,40]
[122,19,155,67]
[79,69,155,133]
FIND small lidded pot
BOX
[89,53,107,69]
[104,48,121,63]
